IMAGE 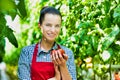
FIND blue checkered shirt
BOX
[18,43,77,80]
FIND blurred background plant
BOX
[0,0,120,80]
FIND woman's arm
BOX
[65,50,77,80]
[18,48,31,80]
[59,54,72,80]
[51,50,72,80]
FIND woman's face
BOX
[40,13,61,42]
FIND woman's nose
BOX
[50,26,56,32]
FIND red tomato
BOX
[51,49,65,56]
[57,49,65,55]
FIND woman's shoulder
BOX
[22,43,36,49]
[21,43,36,52]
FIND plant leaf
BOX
[17,0,27,18]
[5,26,18,48]
[102,25,119,51]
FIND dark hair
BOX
[39,6,62,24]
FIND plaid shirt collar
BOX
[37,41,58,56]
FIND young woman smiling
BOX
[18,6,77,80]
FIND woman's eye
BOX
[55,25,60,28]
[46,23,51,27]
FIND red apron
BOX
[31,43,56,80]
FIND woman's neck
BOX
[40,38,54,52]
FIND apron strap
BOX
[32,43,39,63]
[57,44,61,49]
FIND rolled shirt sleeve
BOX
[67,49,77,80]
[61,46,77,80]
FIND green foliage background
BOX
[0,0,120,80]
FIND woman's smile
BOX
[47,32,56,37]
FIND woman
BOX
[18,6,76,80]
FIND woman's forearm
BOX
[60,65,72,80]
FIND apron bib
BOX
[31,43,57,80]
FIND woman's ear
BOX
[38,22,41,28]
[38,22,43,33]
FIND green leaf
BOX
[0,13,6,25]
[40,0,49,4]
[5,26,18,48]
[101,15,111,29]
[0,39,5,53]
[17,0,27,18]
[109,25,120,37]
[0,0,17,20]
[104,28,112,34]
[0,13,6,39]
[86,44,94,57]
[101,25,119,51]
[113,5,120,18]
[0,38,5,62]
[103,1,110,14]
[91,36,98,51]
[88,9,101,19]
[113,5,120,25]
[78,21,93,29]
[8,9,17,20]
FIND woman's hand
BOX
[51,50,68,80]
[51,50,68,67]
[51,50,72,80]
[54,64,61,80]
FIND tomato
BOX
[57,49,65,55]
[51,49,65,56]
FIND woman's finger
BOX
[55,50,62,65]
[63,54,68,60]
[51,51,58,65]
